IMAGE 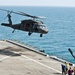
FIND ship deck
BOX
[0,40,72,75]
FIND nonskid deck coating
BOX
[0,40,66,75]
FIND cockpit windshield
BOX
[38,24,47,29]
[36,20,44,24]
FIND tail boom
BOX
[1,23,11,27]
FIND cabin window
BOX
[26,24,30,30]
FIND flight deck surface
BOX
[0,40,68,75]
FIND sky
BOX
[0,0,75,7]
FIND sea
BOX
[0,6,75,64]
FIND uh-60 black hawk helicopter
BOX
[0,9,48,37]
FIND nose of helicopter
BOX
[44,29,49,34]
[40,28,48,34]
[46,30,49,33]
[37,24,48,34]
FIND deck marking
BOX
[0,56,10,62]
[21,55,62,74]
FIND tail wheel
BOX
[12,29,15,33]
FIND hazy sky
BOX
[0,0,75,7]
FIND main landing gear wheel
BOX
[28,32,32,36]
[40,34,43,37]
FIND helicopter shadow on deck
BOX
[0,47,21,56]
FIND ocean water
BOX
[0,6,75,63]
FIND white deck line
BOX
[0,56,10,62]
[21,55,62,74]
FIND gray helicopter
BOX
[0,9,48,37]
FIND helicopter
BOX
[0,9,48,37]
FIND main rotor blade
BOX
[18,11,46,19]
[0,8,46,19]
[18,11,39,18]
[0,8,27,16]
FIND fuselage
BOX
[1,19,48,35]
